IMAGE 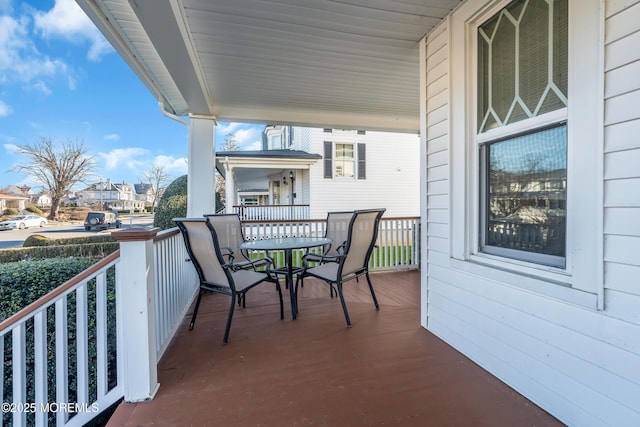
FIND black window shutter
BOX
[324,141,333,178]
[357,143,366,179]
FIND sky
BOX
[0,0,265,192]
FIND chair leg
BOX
[189,288,204,331]
[366,272,379,310]
[336,281,351,327]
[223,293,237,344]
[276,281,284,320]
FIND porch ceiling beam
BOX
[128,0,212,115]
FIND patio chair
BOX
[295,208,386,327]
[300,211,354,297]
[174,218,283,344]
[203,213,272,272]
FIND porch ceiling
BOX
[77,0,462,132]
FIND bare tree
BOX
[143,165,171,213]
[12,137,95,220]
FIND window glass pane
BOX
[335,143,355,177]
[477,0,568,132]
[484,125,566,259]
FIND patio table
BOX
[240,237,331,319]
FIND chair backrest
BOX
[340,209,386,276]
[174,218,230,288]
[203,213,247,263]
[323,211,354,255]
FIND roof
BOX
[216,150,322,160]
[76,0,462,132]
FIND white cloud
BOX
[154,155,187,176]
[218,122,243,135]
[0,14,69,87]
[3,143,19,153]
[99,147,148,170]
[103,133,120,141]
[0,99,12,116]
[234,127,263,150]
[33,0,112,62]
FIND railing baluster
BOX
[55,297,69,427]
[12,324,26,427]
[34,310,48,426]
[76,284,89,408]
[96,273,108,398]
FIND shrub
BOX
[3,208,19,216]
[23,234,116,247]
[25,206,43,215]
[0,258,97,319]
[153,174,187,229]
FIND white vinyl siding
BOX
[308,129,419,219]
[421,1,640,426]
[603,0,640,322]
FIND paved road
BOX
[0,214,155,249]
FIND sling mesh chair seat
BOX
[203,213,272,272]
[300,211,353,297]
[295,208,386,327]
[174,217,283,344]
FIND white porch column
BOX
[187,117,216,216]
[224,161,235,213]
[112,228,160,402]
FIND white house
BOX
[78,1,640,425]
[217,126,420,219]
[77,180,147,212]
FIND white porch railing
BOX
[0,252,123,427]
[233,204,310,221]
[152,229,199,359]
[0,216,418,426]
[243,217,420,271]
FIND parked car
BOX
[0,215,48,230]
[84,211,122,231]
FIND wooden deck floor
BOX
[107,270,564,426]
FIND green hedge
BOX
[2,208,19,216]
[1,258,118,426]
[0,234,119,263]
[0,243,119,263]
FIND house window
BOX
[269,134,283,150]
[335,144,355,177]
[324,141,366,179]
[477,0,568,267]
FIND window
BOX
[323,141,366,179]
[269,134,283,150]
[335,144,355,177]
[477,0,568,268]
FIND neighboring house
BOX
[216,126,420,219]
[76,180,146,212]
[77,1,640,425]
[134,183,157,207]
[32,193,52,208]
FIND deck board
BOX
[107,270,564,426]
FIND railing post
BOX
[112,227,160,402]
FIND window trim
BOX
[445,0,604,308]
